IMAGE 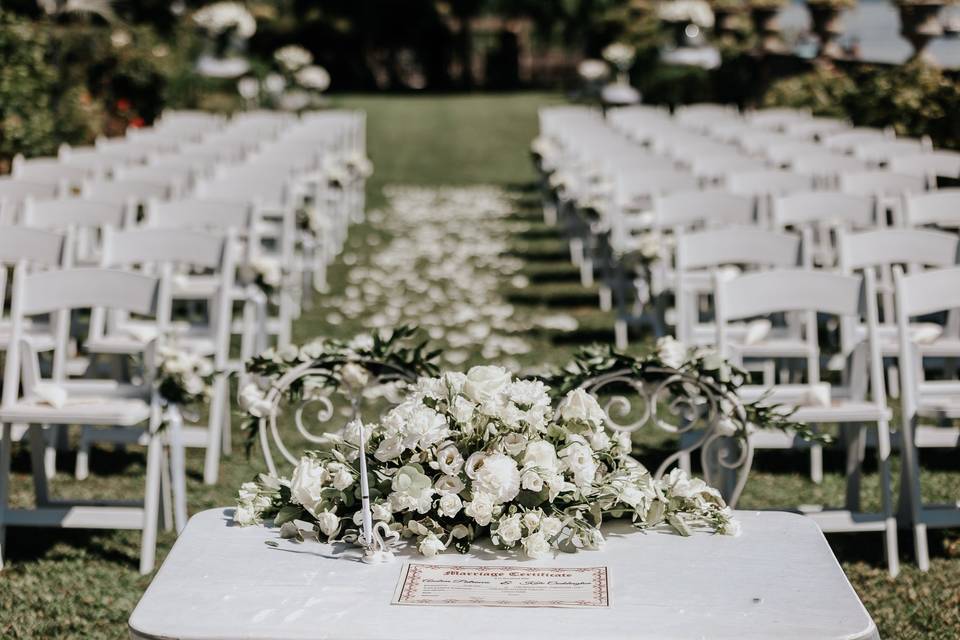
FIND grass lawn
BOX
[2,92,959,638]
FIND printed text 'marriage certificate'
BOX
[392,564,609,608]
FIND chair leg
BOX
[159,449,174,534]
[0,422,11,570]
[569,237,583,267]
[809,443,823,485]
[580,256,594,287]
[843,424,865,511]
[29,425,50,506]
[139,434,162,575]
[75,426,91,481]
[614,319,628,351]
[43,425,57,480]
[899,415,929,571]
[220,387,232,457]
[599,285,612,312]
[203,375,226,485]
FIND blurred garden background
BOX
[2,1,960,638]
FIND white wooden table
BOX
[129,508,878,640]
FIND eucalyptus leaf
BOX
[274,504,303,526]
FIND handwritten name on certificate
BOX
[392,564,609,608]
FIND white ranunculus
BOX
[234,502,256,526]
[435,443,464,476]
[464,491,495,526]
[289,456,327,517]
[473,452,521,504]
[656,336,688,369]
[501,433,528,456]
[522,531,552,558]
[419,533,446,557]
[588,429,611,451]
[315,510,340,538]
[462,365,512,403]
[559,442,598,488]
[438,493,463,518]
[496,514,522,544]
[434,474,465,495]
[522,440,559,474]
[540,516,563,538]
[374,435,404,461]
[557,389,607,427]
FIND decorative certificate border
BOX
[392,563,609,608]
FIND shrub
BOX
[761,65,855,118]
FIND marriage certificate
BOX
[392,563,609,608]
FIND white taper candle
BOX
[356,420,373,547]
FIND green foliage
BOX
[761,65,856,118]
[0,13,59,165]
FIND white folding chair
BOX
[822,127,893,154]
[791,153,869,189]
[716,268,899,575]
[890,150,960,189]
[0,177,65,225]
[894,265,960,570]
[772,192,878,267]
[840,170,926,226]
[0,266,180,574]
[12,155,100,191]
[727,169,814,225]
[854,138,932,167]
[903,188,960,230]
[22,197,133,265]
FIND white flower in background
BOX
[193,2,256,38]
[295,65,331,92]
[658,0,715,28]
[274,45,313,71]
[237,76,259,100]
[343,151,374,178]
[438,493,463,518]
[520,469,544,492]
[557,389,607,428]
[450,395,475,425]
[656,336,688,369]
[339,362,370,389]
[464,491,495,526]
[330,464,354,491]
[522,440,559,474]
[473,452,521,504]
[264,72,286,95]
[602,42,636,69]
[110,30,131,48]
[419,533,446,557]
[238,382,271,417]
[522,531,552,558]
[391,465,434,513]
[289,456,328,517]
[578,58,609,81]
[463,365,512,403]
[315,510,341,538]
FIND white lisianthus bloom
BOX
[435,443,464,476]
[559,442,598,488]
[343,418,372,449]
[278,344,300,362]
[557,389,607,427]
[419,533,446,557]
[299,339,325,360]
[522,531,552,558]
[522,440,560,474]
[540,516,563,538]
[315,510,340,538]
[289,456,328,517]
[464,451,487,479]
[234,502,256,526]
[473,452,521,504]
[462,365,512,403]
[434,474,465,495]
[656,336,688,369]
[374,435,404,461]
[438,493,463,518]
[464,491,495,526]
[496,514,523,544]
[501,433,528,457]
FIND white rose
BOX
[559,442,598,488]
[289,456,327,517]
[464,491,495,526]
[520,469,544,492]
[234,502,256,526]
[438,493,463,518]
[435,443,464,475]
[656,336,688,369]
[522,511,542,531]
[315,510,341,538]
[464,451,487,479]
[340,362,370,389]
[372,503,392,522]
[473,452,521,504]
[374,435,404,461]
[332,466,354,491]
[557,389,607,427]
[501,433,528,456]
[419,533,446,557]
[463,365,512,403]
[522,531,552,558]
[522,440,559,474]
[435,474,465,495]
[540,516,563,538]
[496,514,523,544]
[450,395,475,425]
[588,430,611,451]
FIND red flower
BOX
[130,117,145,128]
[116,98,131,112]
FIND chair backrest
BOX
[676,227,804,272]
[101,227,229,271]
[22,197,132,230]
[614,169,698,206]
[716,269,862,322]
[838,228,960,273]
[654,191,754,231]
[82,179,172,205]
[12,155,100,186]
[854,138,931,165]
[791,153,868,179]
[0,226,70,267]
[783,117,850,141]
[726,170,813,197]
[890,151,960,182]
[903,189,960,228]
[822,128,892,153]
[772,192,876,230]
[144,198,255,232]
[839,170,926,197]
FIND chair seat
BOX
[917,396,960,420]
[740,383,890,423]
[0,396,151,425]
[0,327,57,352]
[914,424,960,447]
[739,337,812,359]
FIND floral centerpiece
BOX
[155,343,215,427]
[234,329,810,559]
[192,2,256,78]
